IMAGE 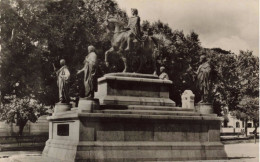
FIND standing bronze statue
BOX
[56,59,70,103]
[196,55,212,103]
[77,45,97,99]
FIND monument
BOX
[53,59,71,114]
[40,9,227,162]
[104,8,158,74]
[76,45,99,113]
[195,55,214,114]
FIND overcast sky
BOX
[116,0,259,56]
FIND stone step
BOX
[127,105,194,111]
[99,105,193,112]
[94,109,216,116]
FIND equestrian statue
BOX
[103,8,169,75]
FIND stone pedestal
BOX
[42,110,227,162]
[95,73,175,107]
[40,73,227,162]
[78,98,99,113]
[196,102,214,114]
[181,90,195,109]
[53,103,71,114]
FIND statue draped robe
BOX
[83,52,97,98]
[196,62,211,102]
[57,65,70,103]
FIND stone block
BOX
[41,72,226,161]
[54,103,71,114]
[181,90,195,109]
[124,123,154,141]
[154,123,183,141]
[52,120,80,141]
[96,122,124,141]
[199,124,209,142]
[79,123,95,141]
[95,73,175,107]
[196,102,214,114]
[78,98,99,112]
[208,122,221,142]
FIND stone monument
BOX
[76,45,99,113]
[54,59,71,114]
[196,55,214,114]
[104,8,158,74]
[40,9,227,162]
[41,72,227,161]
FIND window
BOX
[236,122,240,128]
[247,123,252,128]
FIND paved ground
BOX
[0,143,258,162]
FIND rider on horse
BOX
[124,8,142,51]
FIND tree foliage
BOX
[0,0,258,127]
[0,97,47,135]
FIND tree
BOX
[0,0,53,103]
[143,21,202,106]
[0,0,123,104]
[234,50,259,137]
[1,1,258,131]
[0,97,47,136]
[236,97,259,139]
[203,49,240,115]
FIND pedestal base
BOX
[54,103,71,114]
[41,73,226,161]
[95,73,176,107]
[196,103,214,114]
[42,110,227,162]
[78,98,99,112]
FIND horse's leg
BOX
[136,55,143,73]
[152,50,157,75]
[122,56,127,73]
[105,47,114,67]
[152,59,157,75]
[119,49,128,73]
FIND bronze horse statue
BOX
[103,15,162,75]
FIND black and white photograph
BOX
[0,0,259,161]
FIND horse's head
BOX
[103,15,125,33]
[101,19,114,34]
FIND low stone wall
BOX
[0,135,48,144]
[220,127,259,136]
[0,115,49,136]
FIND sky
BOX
[116,0,259,56]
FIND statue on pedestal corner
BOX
[159,66,169,80]
[196,55,212,103]
[55,59,70,103]
[77,45,97,99]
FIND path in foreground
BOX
[0,143,258,162]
